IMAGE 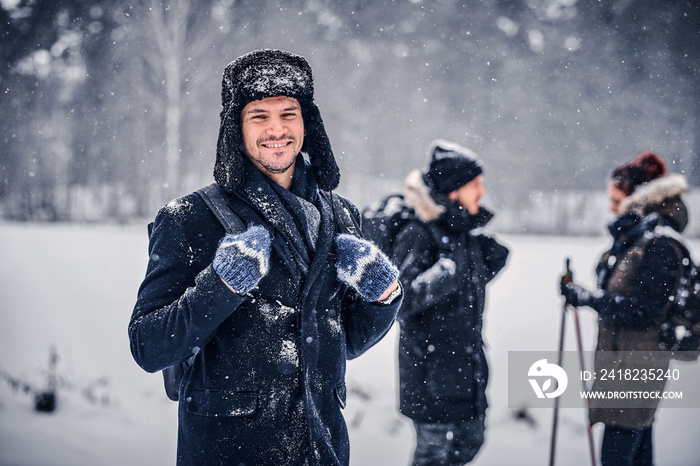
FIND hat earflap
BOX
[303,102,340,191]
[214,103,245,193]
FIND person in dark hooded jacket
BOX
[561,150,688,466]
[128,49,402,466]
[391,139,509,466]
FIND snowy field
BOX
[0,222,698,466]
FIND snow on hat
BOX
[214,49,340,192]
[610,149,667,196]
[422,139,483,195]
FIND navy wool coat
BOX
[129,166,400,465]
[392,206,508,423]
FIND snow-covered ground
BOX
[0,222,698,465]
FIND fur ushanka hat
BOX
[213,49,340,192]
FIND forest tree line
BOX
[1,0,698,236]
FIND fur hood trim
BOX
[618,173,688,216]
[404,170,445,222]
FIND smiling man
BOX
[129,49,402,466]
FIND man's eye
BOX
[282,113,298,118]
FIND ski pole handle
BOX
[562,257,573,285]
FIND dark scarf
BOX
[239,154,321,278]
[442,203,493,234]
[606,212,660,257]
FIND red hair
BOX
[610,150,667,196]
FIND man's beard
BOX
[256,154,296,174]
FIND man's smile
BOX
[262,141,292,149]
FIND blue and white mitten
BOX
[335,233,399,302]
[213,225,271,294]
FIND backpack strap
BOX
[161,183,246,402]
[321,190,362,237]
[196,183,246,234]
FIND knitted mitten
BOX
[335,233,399,302]
[213,225,271,294]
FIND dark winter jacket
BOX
[588,174,688,429]
[128,157,400,466]
[391,170,508,423]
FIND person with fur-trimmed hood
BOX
[128,49,402,466]
[561,150,689,466]
[392,139,509,466]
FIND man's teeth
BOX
[265,142,287,148]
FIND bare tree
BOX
[145,0,187,195]
[128,0,232,199]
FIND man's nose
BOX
[266,116,286,134]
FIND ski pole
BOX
[571,302,597,466]
[548,259,570,466]
[564,258,597,466]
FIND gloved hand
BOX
[424,257,457,279]
[335,233,399,302]
[560,267,573,286]
[560,282,595,308]
[213,225,271,294]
